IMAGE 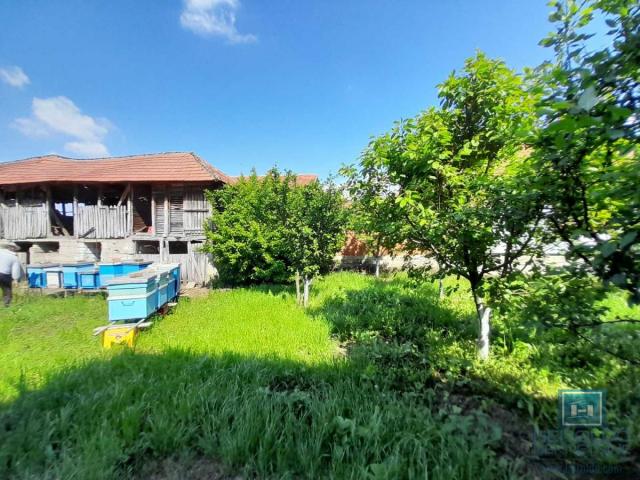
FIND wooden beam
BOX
[164,185,169,237]
[151,185,156,235]
[127,183,133,235]
[117,184,131,207]
[44,185,52,237]
[73,185,79,238]
[97,185,103,207]
[43,185,70,237]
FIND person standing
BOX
[0,242,23,307]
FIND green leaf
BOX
[600,242,617,258]
[619,231,637,249]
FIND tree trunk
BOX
[303,275,311,308]
[474,296,491,360]
[295,270,301,305]
[374,242,382,278]
[438,278,444,300]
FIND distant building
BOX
[0,152,316,284]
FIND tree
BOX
[358,52,541,359]
[533,0,640,303]
[203,169,297,285]
[340,159,402,277]
[203,169,347,304]
[289,180,347,307]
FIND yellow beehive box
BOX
[101,324,138,349]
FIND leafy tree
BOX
[203,169,297,285]
[358,52,541,359]
[340,159,402,277]
[533,0,640,303]
[289,180,347,306]
[204,169,346,303]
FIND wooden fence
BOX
[75,206,129,239]
[138,251,212,285]
[0,206,50,239]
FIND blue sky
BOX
[0,0,556,178]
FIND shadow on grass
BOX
[0,350,516,480]
[2,277,638,479]
[310,276,639,427]
[308,276,640,477]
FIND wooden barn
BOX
[0,152,234,284]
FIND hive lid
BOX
[103,270,158,285]
[122,260,153,265]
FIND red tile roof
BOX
[0,152,232,185]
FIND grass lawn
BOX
[0,272,638,479]
[0,286,335,401]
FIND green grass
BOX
[0,287,335,401]
[0,272,638,479]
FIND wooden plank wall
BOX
[169,187,184,235]
[152,188,166,235]
[75,205,128,238]
[183,187,210,236]
[153,186,209,237]
[0,206,50,239]
[137,251,211,284]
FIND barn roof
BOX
[0,152,232,186]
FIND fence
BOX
[137,251,212,285]
[0,206,50,239]
[75,206,129,239]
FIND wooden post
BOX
[73,185,79,238]
[163,185,169,237]
[44,185,69,236]
[97,186,103,207]
[127,183,133,236]
[44,185,51,237]
[151,184,156,235]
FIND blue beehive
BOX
[43,265,63,288]
[165,264,181,300]
[98,262,124,285]
[61,262,95,289]
[150,266,171,308]
[78,268,100,289]
[26,263,57,288]
[104,270,158,322]
[122,260,153,275]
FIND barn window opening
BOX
[136,240,160,254]
[169,241,188,254]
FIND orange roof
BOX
[0,152,232,185]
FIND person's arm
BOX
[11,259,23,282]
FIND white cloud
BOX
[180,0,257,44]
[13,96,112,157]
[0,66,30,88]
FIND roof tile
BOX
[0,152,232,185]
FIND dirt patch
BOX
[180,287,211,299]
[138,457,241,480]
